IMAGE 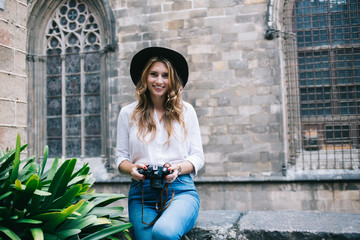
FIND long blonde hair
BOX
[131,57,187,144]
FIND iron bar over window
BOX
[283,0,360,170]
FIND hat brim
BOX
[130,47,188,87]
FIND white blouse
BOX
[115,101,204,176]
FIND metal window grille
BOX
[283,0,360,170]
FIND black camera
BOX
[138,165,173,190]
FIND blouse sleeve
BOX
[184,103,205,175]
[115,106,132,168]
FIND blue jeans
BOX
[128,174,200,240]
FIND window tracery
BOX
[45,0,102,158]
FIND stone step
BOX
[185,210,360,240]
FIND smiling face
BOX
[146,61,170,102]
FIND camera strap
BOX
[141,182,175,225]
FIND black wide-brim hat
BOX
[130,47,188,87]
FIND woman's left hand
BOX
[164,165,179,183]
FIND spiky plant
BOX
[0,134,132,240]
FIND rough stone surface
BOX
[185,210,242,240]
[184,210,360,240]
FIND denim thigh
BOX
[128,174,200,240]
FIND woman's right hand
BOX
[131,163,147,181]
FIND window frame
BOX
[283,0,360,171]
[27,0,117,169]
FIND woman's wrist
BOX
[176,164,182,175]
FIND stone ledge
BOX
[184,210,360,240]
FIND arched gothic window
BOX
[27,0,116,165]
[45,0,102,158]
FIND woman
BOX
[116,47,205,240]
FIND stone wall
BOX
[108,0,285,179]
[0,0,27,149]
[95,179,360,214]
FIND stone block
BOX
[214,106,238,116]
[0,23,12,45]
[16,101,27,126]
[238,105,263,116]
[0,45,13,72]
[14,50,26,75]
[185,210,242,240]
[212,61,229,71]
[167,20,184,30]
[244,0,267,4]
[0,126,26,149]
[0,100,15,124]
[9,24,26,52]
[204,152,225,164]
[209,0,236,8]
[193,0,209,8]
[238,211,360,240]
[203,163,227,176]
[190,9,208,18]
[188,45,213,55]
[17,2,27,27]
[172,1,192,11]
[0,0,16,22]
[0,73,26,100]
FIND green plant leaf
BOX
[0,191,12,201]
[122,230,132,240]
[83,193,127,207]
[0,226,21,240]
[75,201,95,217]
[27,180,44,215]
[56,229,81,239]
[33,189,51,196]
[13,175,39,211]
[68,175,87,186]
[30,228,44,240]
[55,158,77,198]
[81,223,132,240]
[16,218,42,224]
[14,179,22,190]
[40,145,48,176]
[58,215,97,231]
[35,199,85,232]
[45,156,59,181]
[43,233,58,240]
[0,144,27,175]
[42,159,71,209]
[51,184,82,209]
[10,134,21,183]
[79,185,91,195]
[18,160,37,183]
[88,207,125,218]
[93,217,112,225]
[70,163,89,180]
